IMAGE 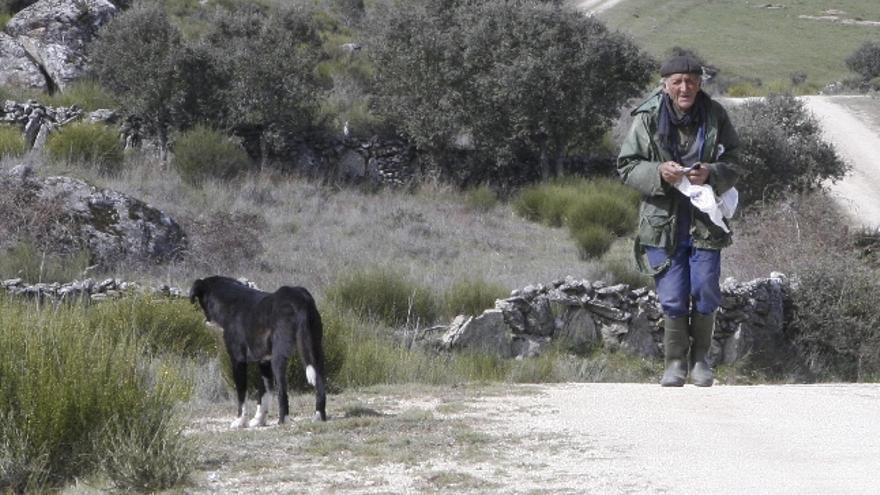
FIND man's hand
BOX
[659,161,710,185]
[687,163,709,185]
[659,161,683,184]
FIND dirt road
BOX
[802,96,880,228]
[187,383,880,494]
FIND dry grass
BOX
[17,152,602,300]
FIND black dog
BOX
[189,276,327,426]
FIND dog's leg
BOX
[272,357,289,424]
[230,360,248,429]
[249,362,272,427]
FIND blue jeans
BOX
[646,245,721,318]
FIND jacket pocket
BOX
[639,199,673,247]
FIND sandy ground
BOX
[185,383,880,494]
[478,383,880,494]
[802,96,880,229]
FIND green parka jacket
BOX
[617,89,741,273]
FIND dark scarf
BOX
[657,91,707,162]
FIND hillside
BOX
[592,0,880,90]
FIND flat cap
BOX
[660,55,703,77]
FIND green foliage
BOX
[0,296,194,492]
[45,121,124,173]
[0,125,25,158]
[789,258,880,381]
[96,407,195,492]
[571,223,614,260]
[367,0,654,185]
[443,278,509,318]
[463,185,498,213]
[89,2,183,149]
[204,4,326,160]
[0,240,91,283]
[513,177,638,258]
[565,193,637,237]
[91,295,219,357]
[325,266,439,327]
[44,79,118,111]
[173,125,252,185]
[846,40,880,81]
[729,94,848,208]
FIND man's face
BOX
[663,73,702,112]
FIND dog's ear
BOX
[189,278,203,305]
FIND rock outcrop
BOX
[4,0,117,91]
[1,165,186,266]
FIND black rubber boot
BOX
[690,311,716,387]
[660,316,689,387]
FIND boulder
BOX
[442,311,513,358]
[5,0,118,91]
[0,33,48,91]
[1,166,186,265]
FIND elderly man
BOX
[617,55,741,387]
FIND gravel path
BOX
[474,383,880,494]
[802,95,880,229]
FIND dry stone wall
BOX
[0,270,792,369]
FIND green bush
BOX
[571,223,614,260]
[96,407,195,492]
[514,177,638,258]
[0,240,91,283]
[565,193,637,237]
[0,295,194,492]
[44,79,118,111]
[325,266,439,327]
[512,181,582,227]
[729,94,847,208]
[0,125,25,158]
[172,125,252,185]
[463,185,498,213]
[789,258,880,381]
[92,295,219,357]
[846,40,880,81]
[443,278,508,318]
[45,121,124,173]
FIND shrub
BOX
[172,125,252,185]
[514,177,638,258]
[728,94,848,208]
[96,408,195,492]
[463,185,498,213]
[367,0,653,185]
[565,194,637,237]
[788,257,880,381]
[44,79,118,111]
[325,266,439,327]
[0,296,194,492]
[443,278,509,318]
[845,40,880,81]
[571,223,614,260]
[0,240,90,283]
[184,210,267,273]
[0,125,25,158]
[45,121,124,173]
[91,295,219,357]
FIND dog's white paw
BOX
[312,411,324,422]
[249,406,268,428]
[230,415,247,429]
